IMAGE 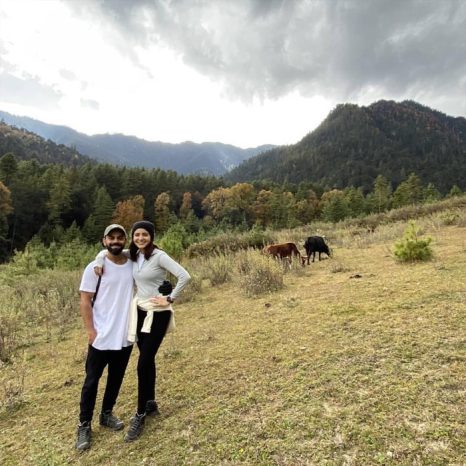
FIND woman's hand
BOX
[150,296,170,306]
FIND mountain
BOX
[0,122,92,166]
[226,100,466,193]
[0,111,274,176]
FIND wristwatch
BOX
[166,296,174,303]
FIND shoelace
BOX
[77,425,90,443]
[128,415,144,434]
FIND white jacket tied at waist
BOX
[128,296,175,343]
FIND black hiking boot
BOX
[124,413,146,442]
[76,421,91,451]
[145,400,160,417]
[99,410,124,431]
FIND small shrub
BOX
[235,249,284,296]
[202,253,232,286]
[393,221,433,262]
[0,357,26,411]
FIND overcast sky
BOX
[0,0,465,148]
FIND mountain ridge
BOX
[226,100,466,193]
[0,110,274,176]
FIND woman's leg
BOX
[136,309,171,414]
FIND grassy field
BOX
[0,215,465,465]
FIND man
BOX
[76,224,134,452]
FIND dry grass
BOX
[0,220,465,465]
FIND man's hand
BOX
[94,266,103,276]
[87,328,97,344]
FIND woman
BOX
[96,220,191,442]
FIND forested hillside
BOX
[227,100,466,193]
[0,111,273,175]
[0,122,91,166]
[0,106,464,264]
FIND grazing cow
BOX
[303,236,331,265]
[262,242,302,262]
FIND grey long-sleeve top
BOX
[133,249,191,300]
[96,248,191,300]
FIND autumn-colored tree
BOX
[0,181,13,216]
[253,189,274,226]
[228,183,256,225]
[202,187,230,221]
[154,192,171,234]
[179,191,199,232]
[180,192,193,219]
[112,195,145,232]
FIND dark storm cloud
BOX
[63,0,466,113]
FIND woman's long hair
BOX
[129,241,157,261]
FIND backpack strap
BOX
[91,275,102,307]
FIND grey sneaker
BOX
[99,411,124,431]
[124,413,146,442]
[76,421,91,451]
[145,400,160,417]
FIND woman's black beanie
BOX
[131,220,155,242]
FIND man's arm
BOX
[80,291,97,344]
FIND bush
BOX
[201,253,232,286]
[393,221,433,262]
[186,228,274,258]
[235,249,284,296]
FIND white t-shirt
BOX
[79,257,134,350]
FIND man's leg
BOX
[77,345,107,451]
[79,345,108,423]
[101,345,133,411]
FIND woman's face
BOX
[133,228,151,251]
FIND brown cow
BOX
[262,242,302,263]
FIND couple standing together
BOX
[76,220,191,451]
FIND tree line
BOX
[0,152,463,263]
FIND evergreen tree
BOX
[448,185,463,197]
[0,152,18,186]
[423,183,441,203]
[321,189,350,222]
[392,173,423,208]
[370,174,392,212]
[83,186,115,242]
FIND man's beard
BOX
[107,244,124,256]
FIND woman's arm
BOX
[158,253,191,300]
[93,248,130,275]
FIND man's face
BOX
[103,230,126,255]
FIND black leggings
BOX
[136,308,171,414]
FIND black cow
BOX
[303,236,331,265]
